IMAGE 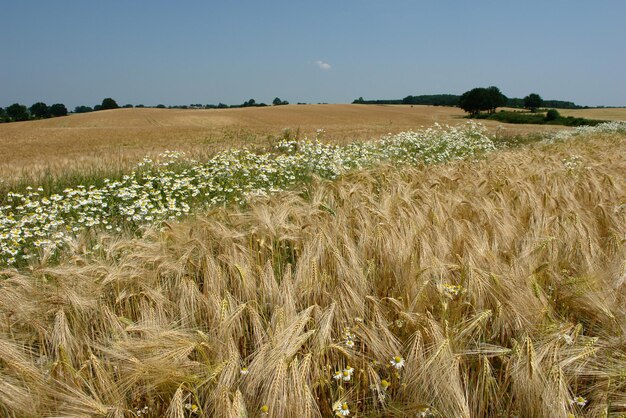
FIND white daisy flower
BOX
[184,403,199,414]
[570,395,587,407]
[334,402,350,416]
[390,356,405,370]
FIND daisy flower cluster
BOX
[440,283,467,299]
[333,365,355,382]
[548,120,626,142]
[0,122,495,266]
[342,328,356,348]
[562,155,584,172]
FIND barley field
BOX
[0,120,624,417]
[0,104,572,183]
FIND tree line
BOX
[1,102,68,122]
[353,92,583,110]
[170,97,289,109]
[1,97,294,123]
[1,98,121,123]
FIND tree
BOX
[486,86,507,113]
[459,86,508,115]
[242,99,256,107]
[458,88,491,116]
[524,93,543,112]
[156,104,166,109]
[29,102,50,118]
[49,103,68,117]
[272,97,289,106]
[5,103,29,121]
[0,107,8,122]
[100,98,119,110]
[123,104,134,108]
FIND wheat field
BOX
[0,104,574,182]
[0,129,624,417]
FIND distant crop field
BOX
[556,107,626,121]
[0,104,566,181]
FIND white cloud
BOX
[315,60,331,70]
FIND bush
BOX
[472,110,605,127]
[545,109,560,121]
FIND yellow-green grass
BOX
[0,104,566,183]
[0,131,624,417]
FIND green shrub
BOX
[469,110,606,127]
[545,109,560,121]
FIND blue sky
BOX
[2,0,625,108]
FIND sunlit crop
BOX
[0,128,623,416]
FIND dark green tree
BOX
[486,86,507,113]
[0,107,8,122]
[156,104,166,108]
[29,102,50,118]
[272,97,289,106]
[459,88,491,116]
[524,93,543,112]
[5,103,29,121]
[100,98,119,110]
[49,103,68,117]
